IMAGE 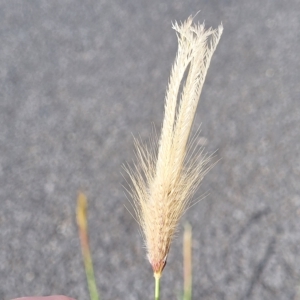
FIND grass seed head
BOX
[126,15,223,276]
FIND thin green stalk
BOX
[77,192,100,300]
[85,251,99,300]
[183,223,192,300]
[154,273,161,300]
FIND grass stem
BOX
[183,223,192,300]
[77,192,100,300]
[154,272,161,300]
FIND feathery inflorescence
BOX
[126,16,223,277]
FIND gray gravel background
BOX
[1,1,299,299]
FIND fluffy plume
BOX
[126,16,223,276]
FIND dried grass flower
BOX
[125,15,223,278]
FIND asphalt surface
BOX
[1,1,300,299]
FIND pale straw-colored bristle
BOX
[125,15,223,276]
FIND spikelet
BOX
[126,15,223,277]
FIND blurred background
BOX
[0,1,299,299]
